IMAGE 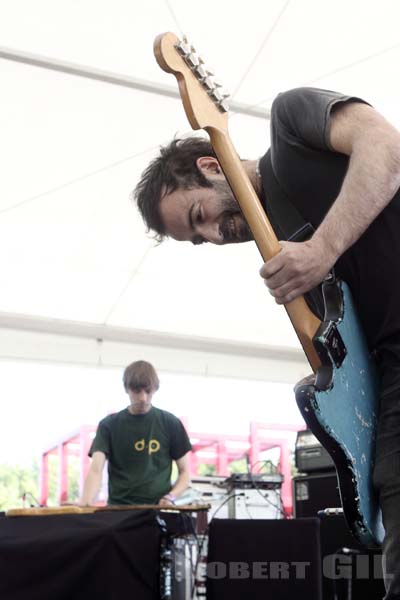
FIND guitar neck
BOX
[153,31,321,372]
[207,126,321,371]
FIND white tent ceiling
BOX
[0,0,399,381]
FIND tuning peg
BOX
[202,76,215,92]
[176,36,191,57]
[219,99,229,112]
[210,87,230,102]
[174,36,228,112]
[195,63,208,80]
[186,53,200,68]
[210,88,223,102]
[210,87,230,112]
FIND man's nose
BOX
[198,222,223,245]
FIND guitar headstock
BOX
[154,32,229,132]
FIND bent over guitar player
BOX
[134,87,400,599]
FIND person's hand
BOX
[259,238,336,304]
[158,494,176,507]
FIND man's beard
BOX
[213,180,253,243]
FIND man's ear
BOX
[196,156,221,175]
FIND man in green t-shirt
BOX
[79,360,192,506]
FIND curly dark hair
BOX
[133,137,217,242]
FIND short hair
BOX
[123,360,160,392]
[133,137,216,242]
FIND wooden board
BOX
[6,503,211,517]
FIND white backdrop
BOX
[1,0,399,356]
[0,1,399,459]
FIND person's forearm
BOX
[313,125,400,261]
[79,470,102,506]
[259,104,400,305]
[169,471,190,499]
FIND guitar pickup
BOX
[319,322,347,368]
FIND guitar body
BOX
[295,279,384,547]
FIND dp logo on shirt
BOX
[134,438,161,454]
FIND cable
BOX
[248,475,285,518]
[189,493,242,599]
[246,458,286,518]
[177,512,201,598]
[243,498,254,520]
[22,491,42,507]
[250,458,276,474]
[186,482,283,597]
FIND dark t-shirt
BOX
[89,407,192,505]
[259,87,400,359]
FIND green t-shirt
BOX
[89,407,191,505]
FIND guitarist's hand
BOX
[259,238,336,304]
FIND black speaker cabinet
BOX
[207,518,323,600]
[293,471,341,518]
[295,443,334,472]
[293,472,384,600]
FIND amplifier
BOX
[292,472,384,600]
[295,430,334,473]
[227,488,283,520]
[293,471,341,517]
[207,518,323,600]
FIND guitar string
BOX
[164,0,184,36]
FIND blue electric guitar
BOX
[154,32,384,547]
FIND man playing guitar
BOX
[134,74,400,599]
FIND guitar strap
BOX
[258,150,307,240]
[258,150,325,320]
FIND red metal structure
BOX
[40,420,303,515]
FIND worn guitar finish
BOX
[296,279,383,547]
[154,32,384,548]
